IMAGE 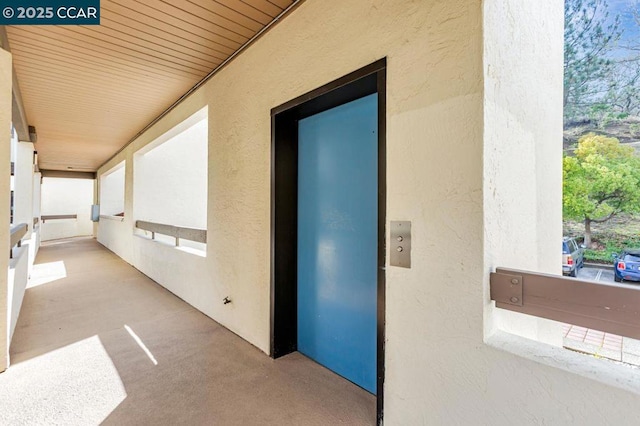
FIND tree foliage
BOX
[563,134,640,244]
[564,0,622,121]
[604,62,640,116]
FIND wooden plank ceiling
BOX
[6,0,295,172]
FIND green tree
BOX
[563,134,640,246]
[564,0,621,121]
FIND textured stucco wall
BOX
[13,142,34,236]
[99,162,125,216]
[31,172,41,261]
[8,245,28,342]
[484,1,564,346]
[133,117,207,229]
[97,0,640,423]
[40,177,94,241]
[0,49,11,372]
[8,143,34,348]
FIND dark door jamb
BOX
[270,58,387,425]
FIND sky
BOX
[607,0,639,45]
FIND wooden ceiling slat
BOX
[17,72,174,107]
[40,140,125,150]
[79,23,221,70]
[36,128,135,141]
[14,43,197,89]
[168,0,261,34]
[66,26,214,74]
[100,17,228,64]
[9,31,205,81]
[39,134,126,144]
[19,83,168,113]
[9,38,198,84]
[55,26,208,76]
[35,128,139,139]
[37,131,138,144]
[17,70,188,108]
[103,2,242,54]
[9,26,206,78]
[40,135,131,146]
[236,0,284,18]
[179,0,264,28]
[21,98,157,120]
[26,111,150,128]
[20,88,174,122]
[101,9,236,59]
[8,28,205,81]
[13,55,186,99]
[6,0,297,171]
[111,0,249,45]
[18,77,174,115]
[197,0,272,24]
[24,105,168,130]
[265,0,293,10]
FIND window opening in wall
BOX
[490,0,640,368]
[99,161,125,217]
[133,107,208,255]
[40,177,94,242]
[562,0,640,364]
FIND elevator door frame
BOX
[270,58,386,425]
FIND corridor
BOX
[0,238,375,425]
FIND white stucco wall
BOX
[483,1,564,347]
[0,49,11,372]
[32,172,40,219]
[134,109,207,230]
[8,142,37,349]
[40,177,94,241]
[8,245,28,342]
[97,0,640,423]
[13,142,33,235]
[31,171,41,261]
[99,162,125,216]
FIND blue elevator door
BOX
[297,93,378,394]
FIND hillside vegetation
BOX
[564,117,640,151]
[564,213,640,263]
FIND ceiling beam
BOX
[40,169,96,180]
[0,26,32,143]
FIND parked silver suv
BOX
[563,237,585,277]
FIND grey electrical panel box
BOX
[91,205,100,222]
[390,221,411,268]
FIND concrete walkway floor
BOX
[1,238,375,425]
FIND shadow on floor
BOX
[2,238,375,425]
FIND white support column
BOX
[483,0,564,346]
[0,49,12,372]
[14,141,34,235]
[92,177,98,237]
[33,172,41,219]
[32,171,41,257]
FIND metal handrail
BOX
[135,220,207,245]
[41,214,77,222]
[99,214,124,222]
[491,267,640,340]
[10,223,28,258]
